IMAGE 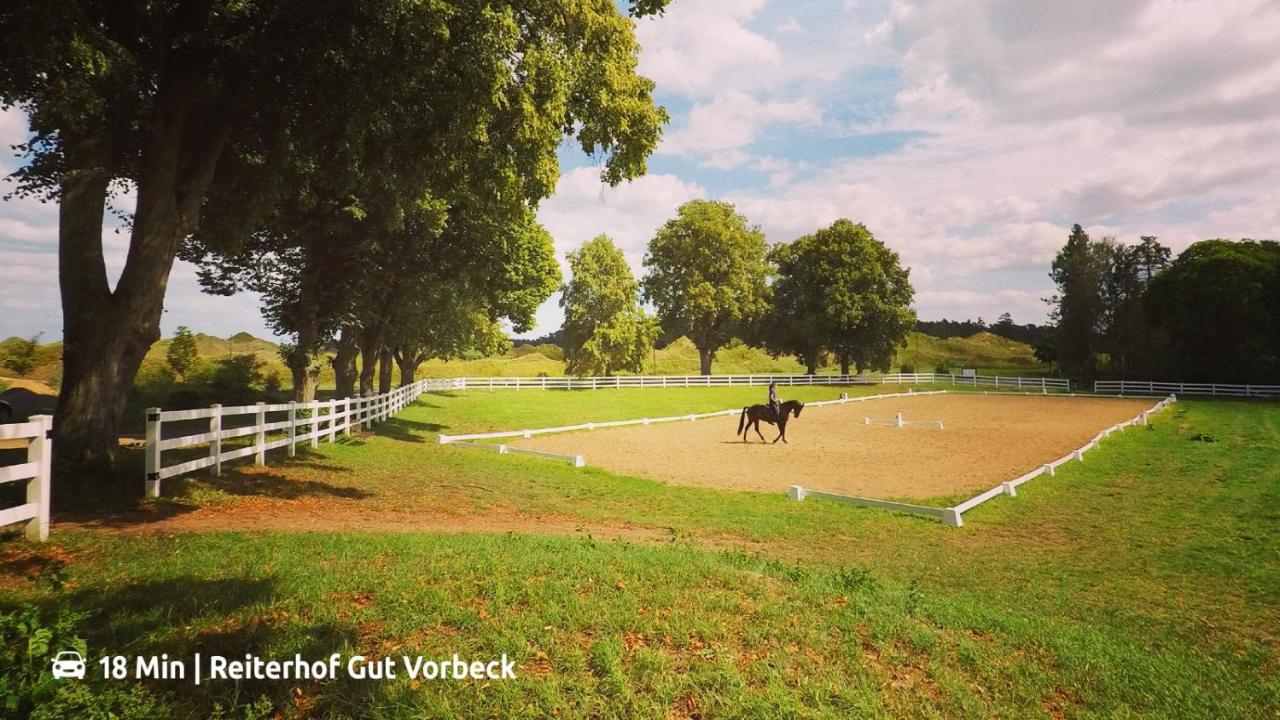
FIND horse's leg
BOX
[773,418,785,443]
[753,418,767,443]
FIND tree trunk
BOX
[378,348,393,395]
[839,353,851,376]
[804,356,818,375]
[698,346,714,376]
[287,348,321,402]
[358,335,379,396]
[395,347,423,387]
[51,63,235,487]
[331,327,359,398]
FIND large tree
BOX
[1048,224,1104,381]
[561,235,657,376]
[186,0,657,401]
[0,0,668,479]
[767,219,915,375]
[642,200,771,375]
[1144,239,1280,383]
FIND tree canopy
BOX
[0,0,668,477]
[1144,239,1279,383]
[560,235,657,376]
[642,201,771,375]
[766,219,915,375]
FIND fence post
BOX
[145,407,162,498]
[26,415,51,540]
[287,401,297,457]
[255,402,266,465]
[210,404,223,476]
[353,393,362,431]
[309,400,320,449]
[328,399,338,442]
[344,397,352,436]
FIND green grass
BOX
[2,390,1277,718]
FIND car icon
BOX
[51,651,86,680]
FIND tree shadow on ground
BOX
[363,416,444,444]
[2,573,375,717]
[196,468,374,500]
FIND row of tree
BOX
[2,0,671,479]
[1046,226,1279,383]
[558,201,916,377]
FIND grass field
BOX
[2,387,1277,718]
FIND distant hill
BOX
[2,329,1048,390]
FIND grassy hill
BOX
[2,329,1048,393]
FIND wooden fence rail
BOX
[449,372,1069,392]
[0,414,52,540]
[144,378,464,497]
[1094,380,1280,398]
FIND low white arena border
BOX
[436,389,950,466]
[862,412,944,429]
[787,394,1178,527]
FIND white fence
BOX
[448,372,1068,392]
[144,378,464,497]
[438,389,947,446]
[1095,380,1280,398]
[0,415,52,540]
[788,394,1177,526]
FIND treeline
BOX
[915,315,1050,346]
[1046,226,1279,383]
[1,1,671,479]
[558,202,916,377]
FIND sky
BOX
[2,0,1279,341]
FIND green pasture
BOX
[2,388,1276,718]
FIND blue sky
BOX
[3,0,1279,341]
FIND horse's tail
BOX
[737,407,748,435]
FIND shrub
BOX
[899,363,916,374]
[1,333,42,376]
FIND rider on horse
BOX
[768,381,780,418]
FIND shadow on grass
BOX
[196,468,374,500]
[364,416,444,444]
[1,574,372,717]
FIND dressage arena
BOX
[511,394,1157,500]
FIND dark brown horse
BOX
[737,399,805,444]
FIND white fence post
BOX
[344,397,352,436]
[254,402,266,465]
[328,398,337,442]
[309,400,320,449]
[25,415,51,541]
[145,407,162,498]
[353,393,362,431]
[287,401,297,457]
[210,403,223,476]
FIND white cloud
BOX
[659,90,821,165]
[635,0,781,98]
[537,167,706,271]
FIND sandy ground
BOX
[512,394,1158,500]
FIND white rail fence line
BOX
[787,394,1177,527]
[0,415,52,540]
[862,412,945,429]
[144,378,465,497]
[1094,380,1279,398]
[437,389,948,447]
[446,373,1069,392]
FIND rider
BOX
[768,381,781,417]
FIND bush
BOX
[899,363,916,374]
[1,333,41,376]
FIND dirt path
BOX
[56,498,746,548]
[512,393,1158,499]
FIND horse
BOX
[737,399,805,444]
